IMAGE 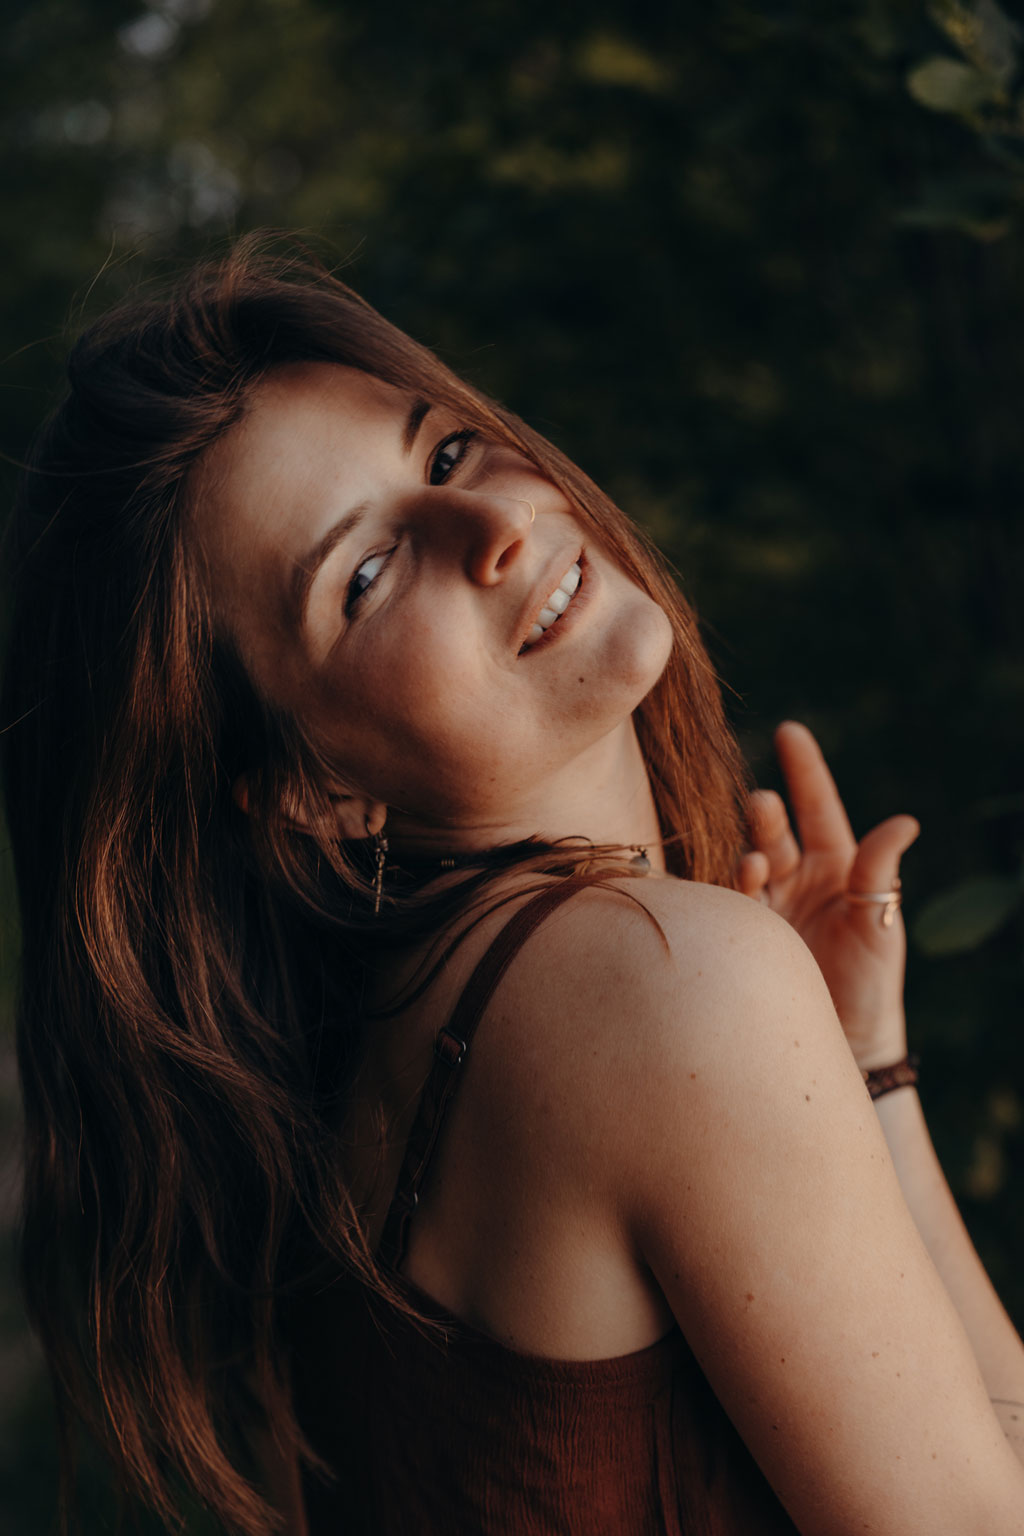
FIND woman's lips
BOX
[517,551,591,656]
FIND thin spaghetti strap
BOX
[376,878,595,1273]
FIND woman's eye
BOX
[429,429,476,485]
[345,551,389,615]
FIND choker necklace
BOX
[383,838,652,881]
[363,834,654,917]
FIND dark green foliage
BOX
[1,2,1022,1529]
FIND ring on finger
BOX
[845,877,902,929]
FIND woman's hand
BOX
[736,721,919,1070]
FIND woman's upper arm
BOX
[594,883,1024,1536]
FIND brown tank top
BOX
[291,881,799,1534]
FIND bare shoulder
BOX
[513,870,819,986]
[492,878,1024,1533]
[481,872,847,1204]
[493,872,834,1074]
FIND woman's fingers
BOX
[847,815,920,903]
[774,721,858,859]
[737,849,771,899]
[747,788,803,880]
[750,727,914,909]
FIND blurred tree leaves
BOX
[927,0,1021,97]
[902,0,1024,234]
[914,872,1022,953]
[908,57,1006,114]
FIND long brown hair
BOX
[1,233,747,1535]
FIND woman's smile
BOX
[518,554,587,654]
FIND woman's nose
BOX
[425,491,536,585]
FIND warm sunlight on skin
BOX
[193,362,674,853]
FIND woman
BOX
[3,234,1023,1536]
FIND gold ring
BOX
[524,500,536,523]
[845,878,902,929]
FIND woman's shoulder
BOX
[527,868,808,961]
[478,870,841,1148]
[501,871,824,1041]
[550,878,1024,1533]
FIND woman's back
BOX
[291,878,799,1533]
[338,876,674,1360]
[287,868,1024,1534]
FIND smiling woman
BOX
[194,360,673,839]
[3,234,1024,1536]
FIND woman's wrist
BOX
[843,1011,908,1074]
[862,1052,919,1101]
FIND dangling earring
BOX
[628,845,651,873]
[367,818,389,915]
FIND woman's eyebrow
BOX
[403,396,432,453]
[290,503,369,626]
[289,395,433,625]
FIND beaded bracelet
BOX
[862,1052,920,1101]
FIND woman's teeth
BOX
[521,562,582,648]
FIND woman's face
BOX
[196,362,673,832]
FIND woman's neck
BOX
[386,719,666,875]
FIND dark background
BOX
[1,1,1022,1529]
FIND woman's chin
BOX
[597,595,674,706]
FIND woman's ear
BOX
[328,792,387,842]
[231,774,385,841]
[231,776,253,816]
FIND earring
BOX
[366,817,389,915]
[628,845,651,873]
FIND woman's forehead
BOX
[243,361,408,454]
[199,364,408,542]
